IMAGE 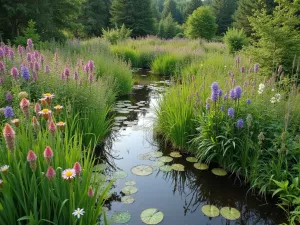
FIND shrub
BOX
[185,6,217,40]
[15,20,40,47]
[157,14,179,39]
[151,54,179,75]
[224,28,249,54]
[102,24,132,45]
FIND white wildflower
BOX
[72,208,85,219]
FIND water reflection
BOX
[97,71,285,225]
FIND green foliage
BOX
[212,0,237,35]
[161,0,183,23]
[151,54,180,75]
[247,0,300,74]
[110,0,155,37]
[184,0,203,20]
[185,6,217,40]
[102,24,132,45]
[15,20,40,47]
[158,14,179,39]
[224,28,249,54]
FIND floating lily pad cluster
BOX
[201,205,241,221]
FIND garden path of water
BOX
[97,71,285,225]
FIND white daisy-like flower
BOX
[72,208,85,219]
[0,165,9,173]
[270,97,276,104]
[275,93,281,102]
[259,83,265,90]
[62,168,76,180]
[272,88,275,92]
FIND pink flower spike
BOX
[46,166,56,180]
[48,121,56,136]
[32,116,40,131]
[73,162,82,176]
[27,150,37,162]
[44,146,53,163]
[34,103,41,115]
[20,98,30,119]
[88,187,94,197]
[3,123,15,153]
[10,67,19,79]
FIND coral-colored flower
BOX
[56,121,66,131]
[88,187,94,197]
[3,123,15,153]
[27,150,37,172]
[20,98,30,119]
[34,103,41,115]
[32,116,40,131]
[54,105,63,113]
[11,119,20,127]
[46,166,56,180]
[73,162,81,176]
[38,109,52,120]
[44,146,53,163]
[62,168,76,181]
[43,93,54,104]
[48,121,56,136]
[40,98,47,107]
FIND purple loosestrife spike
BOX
[230,89,236,100]
[17,45,24,56]
[0,48,4,58]
[3,46,9,55]
[6,93,12,102]
[33,50,39,59]
[40,55,44,65]
[4,106,14,119]
[254,63,259,73]
[27,38,33,50]
[0,78,3,84]
[74,72,79,80]
[27,53,32,62]
[33,71,37,82]
[221,106,225,111]
[240,66,245,73]
[236,119,244,129]
[228,107,234,119]
[249,68,253,73]
[21,66,30,81]
[45,65,50,73]
[234,86,242,99]
[8,50,14,61]
[88,60,94,72]
[10,67,19,79]
[89,74,94,83]
[34,61,40,71]
[246,99,251,104]
[64,68,70,78]
[0,61,6,72]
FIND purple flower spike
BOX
[254,63,259,73]
[0,61,5,72]
[21,66,30,81]
[34,61,40,71]
[88,60,94,72]
[228,107,234,119]
[45,65,50,73]
[246,99,251,104]
[10,67,19,79]
[64,68,70,78]
[18,45,24,56]
[74,72,79,80]
[4,106,14,118]
[223,93,228,101]
[234,86,242,99]
[236,119,244,129]
[230,89,236,100]
[6,93,12,102]
[27,53,32,62]
[0,48,4,58]
[220,106,225,111]
[240,66,245,73]
[33,71,38,82]
[27,38,33,50]
[211,82,219,102]
[218,89,223,97]
[206,103,210,110]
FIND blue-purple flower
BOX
[21,66,30,81]
[211,82,219,102]
[230,89,236,100]
[218,89,223,97]
[6,93,12,102]
[234,86,242,99]
[254,63,259,73]
[4,106,14,118]
[220,106,225,111]
[236,119,244,129]
[206,103,210,110]
[228,107,234,119]
[246,99,251,104]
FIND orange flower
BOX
[40,98,47,107]
[38,109,52,120]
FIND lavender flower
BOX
[10,67,19,79]
[230,89,236,100]
[228,107,234,119]
[218,89,223,97]
[0,61,5,72]
[254,63,259,73]
[88,60,94,72]
[4,106,14,118]
[234,86,242,99]
[220,106,225,111]
[45,65,50,73]
[33,71,37,82]
[236,119,244,129]
[6,93,12,102]
[0,48,4,58]
[27,53,32,62]
[246,99,251,104]
[240,66,245,73]
[74,72,79,81]
[64,68,70,78]
[21,66,30,81]
[206,103,210,110]
[27,38,33,50]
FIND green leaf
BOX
[186,157,198,163]
[111,211,131,224]
[170,152,182,158]
[122,186,138,195]
[159,165,173,172]
[121,196,135,204]
[220,207,241,220]
[194,163,209,170]
[140,208,164,224]
[125,180,136,186]
[211,168,227,176]
[113,171,128,179]
[131,165,153,176]
[171,164,185,171]
[152,161,165,168]
[201,205,220,218]
[158,156,173,163]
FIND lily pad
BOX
[111,211,131,224]
[131,165,153,176]
[121,196,135,204]
[115,116,127,121]
[194,163,209,170]
[152,161,165,168]
[90,173,105,184]
[186,157,198,163]
[121,186,138,195]
[149,151,163,158]
[112,171,128,179]
[211,168,227,176]
[138,153,152,160]
[171,164,185,171]
[220,207,241,220]
[93,164,107,171]
[125,180,136,186]
[141,208,164,225]
[158,156,173,163]
[159,165,172,172]
[170,152,182,158]
[201,205,220,218]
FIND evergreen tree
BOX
[233,0,276,36]
[81,0,111,37]
[162,0,183,23]
[184,0,203,20]
[158,13,178,39]
[212,0,237,35]
[110,0,155,36]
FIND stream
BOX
[97,71,285,225]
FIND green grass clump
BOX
[151,54,181,76]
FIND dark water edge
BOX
[96,70,286,225]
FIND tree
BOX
[233,0,276,36]
[185,6,217,40]
[247,0,300,74]
[81,0,111,37]
[212,0,237,35]
[184,0,203,20]
[15,20,40,46]
[110,0,155,36]
[158,13,179,39]
[161,0,183,23]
